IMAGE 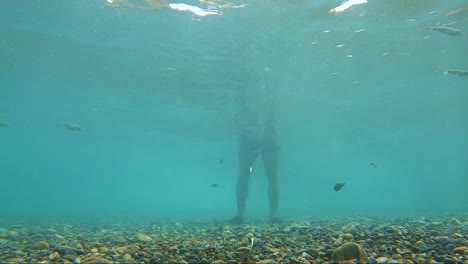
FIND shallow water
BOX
[0,0,467,221]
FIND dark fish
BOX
[219,158,224,164]
[211,184,220,188]
[370,162,378,168]
[334,183,345,191]
[0,122,10,127]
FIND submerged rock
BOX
[341,233,354,241]
[333,237,344,247]
[54,246,86,256]
[453,246,468,255]
[0,230,18,239]
[341,222,360,233]
[376,256,389,264]
[434,236,450,244]
[296,248,318,258]
[32,241,50,250]
[48,252,59,261]
[81,256,113,264]
[257,259,277,264]
[135,233,153,242]
[331,242,368,262]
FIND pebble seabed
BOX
[0,215,467,264]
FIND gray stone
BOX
[296,248,318,258]
[376,256,388,264]
[434,236,450,244]
[236,247,251,252]
[257,259,277,264]
[54,246,86,256]
[443,258,456,264]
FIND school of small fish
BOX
[428,7,466,76]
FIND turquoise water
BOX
[0,0,467,220]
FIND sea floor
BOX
[0,215,467,264]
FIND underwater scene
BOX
[0,0,467,263]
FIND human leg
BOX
[262,121,280,222]
[233,135,259,223]
[262,147,280,221]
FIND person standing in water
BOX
[230,84,281,224]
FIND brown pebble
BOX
[341,233,354,241]
[116,246,127,254]
[453,246,468,255]
[331,242,368,263]
[81,256,113,264]
[211,260,226,264]
[258,259,277,264]
[376,257,389,263]
[48,252,59,261]
[32,241,50,250]
[135,233,153,242]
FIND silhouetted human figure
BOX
[231,90,280,224]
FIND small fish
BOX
[249,166,253,176]
[219,158,224,164]
[445,6,468,16]
[334,183,345,191]
[329,0,368,13]
[211,183,220,188]
[430,26,462,36]
[0,122,10,127]
[445,69,468,76]
[370,162,378,168]
[60,122,82,131]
